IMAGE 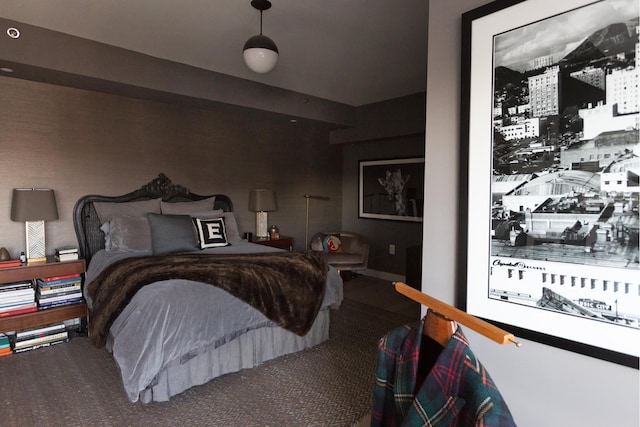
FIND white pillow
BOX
[105,216,152,252]
[189,210,241,242]
[193,218,230,249]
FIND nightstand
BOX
[0,258,87,334]
[251,236,294,251]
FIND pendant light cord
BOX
[259,10,263,35]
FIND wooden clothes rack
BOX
[394,282,521,347]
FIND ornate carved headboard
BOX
[73,174,233,264]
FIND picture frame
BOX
[359,157,424,222]
[459,0,639,368]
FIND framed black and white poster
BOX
[460,0,639,368]
[359,157,424,222]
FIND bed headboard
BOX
[73,173,234,264]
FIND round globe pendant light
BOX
[243,0,279,74]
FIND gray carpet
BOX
[0,298,414,427]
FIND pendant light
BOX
[243,0,279,74]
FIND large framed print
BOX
[359,158,424,222]
[460,0,639,368]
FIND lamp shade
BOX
[248,189,277,212]
[243,35,279,73]
[11,188,59,221]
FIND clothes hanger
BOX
[394,282,521,347]
[423,307,458,347]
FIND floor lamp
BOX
[303,194,330,249]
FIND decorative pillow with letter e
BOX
[194,218,230,249]
[323,235,342,253]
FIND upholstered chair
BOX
[309,231,369,273]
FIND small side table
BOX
[251,236,294,251]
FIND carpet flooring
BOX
[0,284,417,427]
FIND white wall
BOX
[423,1,639,426]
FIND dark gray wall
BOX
[0,76,343,256]
[341,135,425,276]
[330,93,426,144]
[333,93,426,277]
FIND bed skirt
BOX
[138,308,332,403]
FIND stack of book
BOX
[0,259,22,269]
[0,280,37,318]
[0,333,11,357]
[55,247,79,262]
[12,322,69,354]
[36,273,83,310]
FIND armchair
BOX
[310,231,369,272]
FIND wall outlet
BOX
[389,244,395,255]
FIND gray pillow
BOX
[147,213,198,255]
[94,198,162,223]
[160,197,216,215]
[220,212,241,242]
[107,216,152,253]
[187,209,224,218]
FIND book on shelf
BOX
[0,296,36,309]
[40,273,82,283]
[38,285,81,297]
[36,277,82,290]
[0,284,35,294]
[16,322,66,340]
[38,297,84,310]
[0,280,34,292]
[0,260,22,269]
[36,282,82,298]
[14,331,69,349]
[55,247,79,262]
[13,338,70,354]
[38,292,83,304]
[0,289,35,303]
[37,276,81,287]
[64,318,81,328]
[15,330,68,347]
[0,306,38,318]
[55,254,79,262]
[55,246,78,255]
[1,333,12,356]
[0,288,36,301]
[1,283,35,294]
[0,302,37,317]
[0,300,36,312]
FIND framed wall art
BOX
[459,0,639,368]
[359,157,424,222]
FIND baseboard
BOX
[360,269,405,283]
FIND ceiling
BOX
[0,0,429,107]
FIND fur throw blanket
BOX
[86,251,328,347]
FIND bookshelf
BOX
[0,258,87,333]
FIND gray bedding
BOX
[85,241,343,402]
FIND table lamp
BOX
[11,188,59,264]
[248,189,276,239]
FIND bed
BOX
[73,174,343,403]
